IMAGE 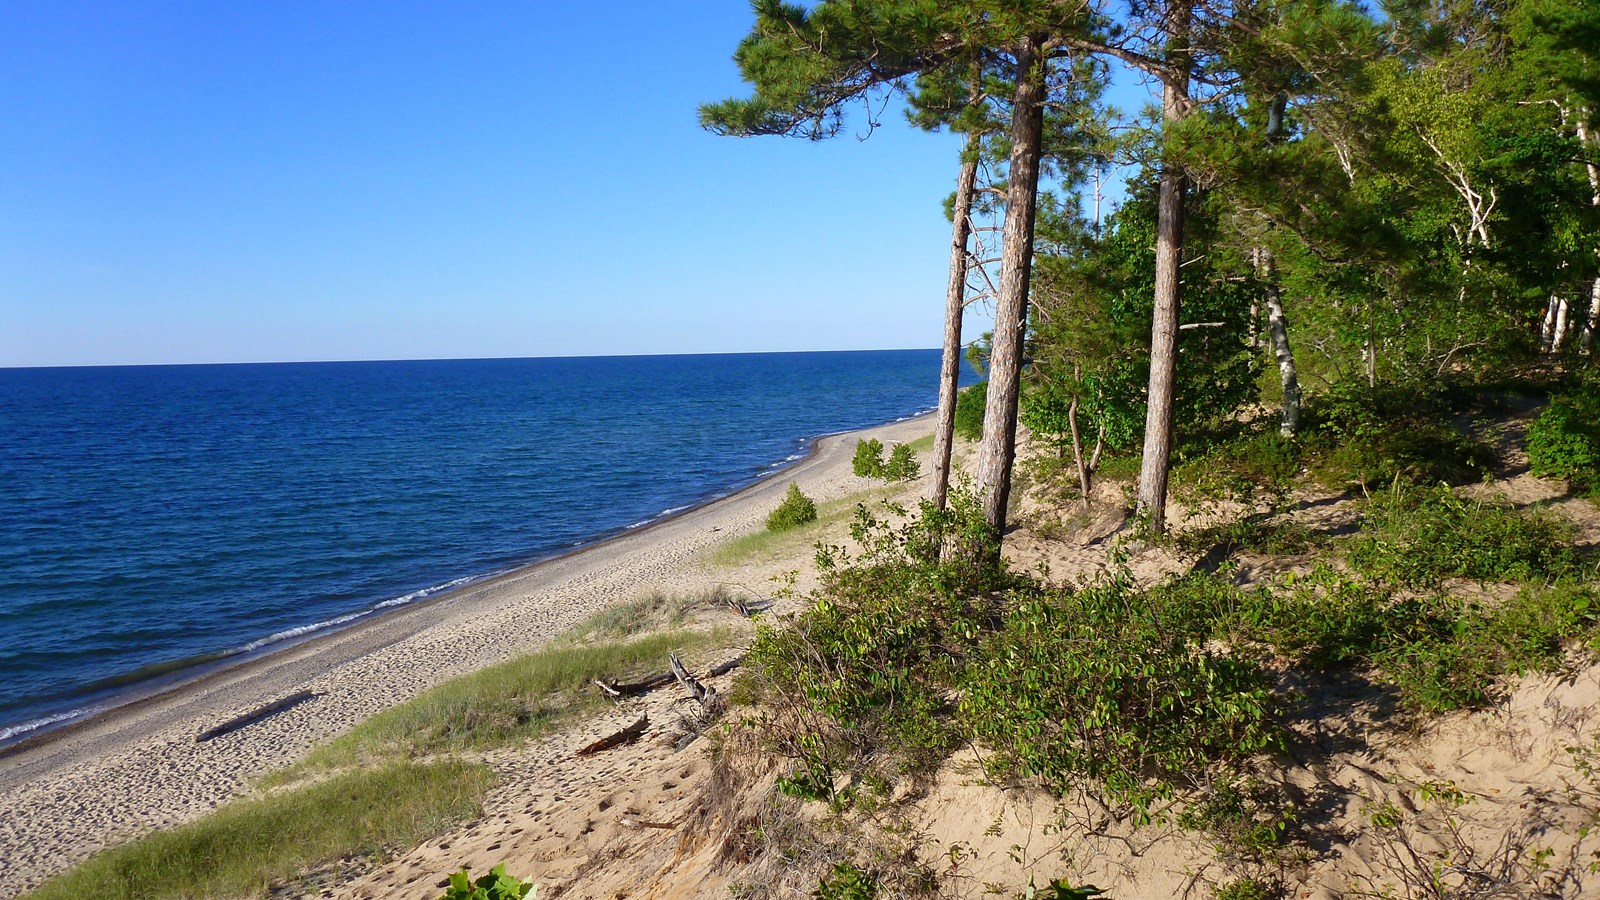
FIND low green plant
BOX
[814,861,879,900]
[1303,384,1494,489]
[23,761,492,900]
[1174,516,1316,559]
[1021,879,1105,900]
[1173,428,1302,503]
[440,864,536,900]
[961,570,1284,816]
[883,443,921,481]
[954,382,987,440]
[1212,878,1277,900]
[768,483,819,532]
[1527,393,1600,496]
[1345,482,1582,587]
[852,438,886,478]
[1176,778,1294,859]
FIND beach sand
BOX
[0,414,936,898]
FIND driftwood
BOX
[707,655,746,678]
[196,690,317,743]
[668,652,716,706]
[593,671,675,700]
[575,714,649,757]
[620,818,678,830]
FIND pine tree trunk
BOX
[932,138,980,512]
[974,39,1046,536]
[1135,7,1191,534]
[1258,250,1301,436]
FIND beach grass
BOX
[21,759,492,900]
[280,626,732,777]
[708,470,935,569]
[558,586,732,643]
[904,433,935,454]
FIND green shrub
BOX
[883,443,921,481]
[440,865,535,900]
[1225,566,1397,669]
[1344,482,1581,587]
[1303,384,1494,489]
[768,483,819,532]
[954,382,986,440]
[852,438,886,478]
[814,861,879,900]
[961,571,1284,815]
[1527,394,1600,495]
[1213,878,1278,900]
[1173,428,1303,502]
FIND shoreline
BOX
[0,412,936,897]
[0,410,903,757]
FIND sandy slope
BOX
[0,415,935,899]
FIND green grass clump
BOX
[560,588,709,642]
[767,483,818,532]
[1344,482,1582,587]
[290,628,725,772]
[23,760,492,900]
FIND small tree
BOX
[768,483,819,532]
[852,438,887,478]
[884,443,922,481]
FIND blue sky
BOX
[0,3,1152,368]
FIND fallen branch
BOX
[620,818,678,830]
[196,690,318,743]
[669,652,716,707]
[593,671,675,700]
[575,714,649,757]
[707,655,746,678]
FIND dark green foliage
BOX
[1173,428,1304,503]
[961,571,1284,815]
[1527,392,1600,496]
[1175,517,1316,558]
[440,865,535,900]
[1176,778,1294,859]
[1024,881,1106,900]
[768,483,819,533]
[954,382,986,440]
[1304,384,1496,489]
[884,443,921,481]
[814,861,879,900]
[1345,482,1583,587]
[852,438,886,478]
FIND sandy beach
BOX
[0,414,935,898]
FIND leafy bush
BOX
[1304,384,1494,488]
[852,438,886,478]
[1527,394,1600,495]
[1213,878,1278,900]
[440,865,536,900]
[954,382,986,440]
[745,493,1003,804]
[768,483,818,532]
[852,439,919,482]
[961,571,1284,815]
[1173,428,1303,502]
[1344,483,1582,587]
[883,443,921,481]
[814,861,878,900]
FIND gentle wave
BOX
[0,707,102,744]
[241,573,485,652]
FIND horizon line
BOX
[0,346,945,372]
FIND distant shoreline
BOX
[0,408,931,758]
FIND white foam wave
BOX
[373,574,476,609]
[661,504,692,516]
[239,612,367,653]
[0,706,101,744]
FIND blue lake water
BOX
[0,350,970,741]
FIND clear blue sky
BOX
[0,3,1153,368]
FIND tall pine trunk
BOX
[1135,6,1191,533]
[974,38,1046,536]
[932,135,981,511]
